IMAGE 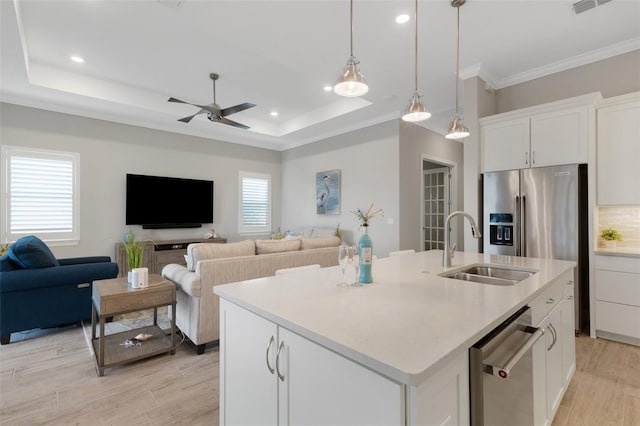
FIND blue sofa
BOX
[0,236,119,344]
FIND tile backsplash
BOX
[597,206,640,249]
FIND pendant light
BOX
[334,0,368,97]
[445,0,470,140]
[402,0,431,122]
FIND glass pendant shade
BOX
[402,92,431,122]
[445,114,470,139]
[334,56,369,97]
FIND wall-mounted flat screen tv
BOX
[126,173,213,229]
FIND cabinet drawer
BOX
[596,300,640,339]
[595,270,640,306]
[103,288,174,314]
[529,275,564,325]
[156,251,187,265]
[595,255,640,274]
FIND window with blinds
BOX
[238,171,271,234]
[1,146,80,244]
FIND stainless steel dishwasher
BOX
[470,306,546,426]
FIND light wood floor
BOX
[0,324,220,425]
[552,334,640,426]
[1,325,639,425]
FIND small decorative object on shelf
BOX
[600,227,623,248]
[0,244,9,256]
[270,227,286,240]
[122,230,144,283]
[351,204,384,284]
[204,226,220,239]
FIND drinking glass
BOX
[349,246,362,287]
[337,244,350,286]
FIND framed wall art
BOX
[316,170,340,215]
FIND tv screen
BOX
[126,174,214,229]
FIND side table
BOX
[91,274,176,376]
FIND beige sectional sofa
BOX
[161,236,340,354]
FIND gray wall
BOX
[0,103,282,260]
[399,121,464,252]
[281,120,400,258]
[495,50,640,114]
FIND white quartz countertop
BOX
[214,250,575,386]
[594,247,640,258]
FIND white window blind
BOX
[1,146,80,245]
[239,172,271,234]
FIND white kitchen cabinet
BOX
[529,269,575,426]
[406,350,469,426]
[594,254,640,345]
[530,106,589,168]
[542,306,564,423]
[561,280,576,387]
[481,117,530,172]
[219,299,404,426]
[480,93,600,173]
[596,92,640,205]
[220,298,278,425]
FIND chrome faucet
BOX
[443,211,482,267]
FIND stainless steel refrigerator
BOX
[482,164,589,333]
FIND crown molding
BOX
[495,38,640,89]
[459,39,640,91]
[459,63,499,90]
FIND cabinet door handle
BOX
[546,298,555,304]
[532,150,536,165]
[547,323,557,351]
[276,341,285,382]
[265,335,275,374]
[525,151,529,166]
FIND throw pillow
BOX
[187,240,256,271]
[7,235,60,269]
[255,239,301,255]
[300,236,341,250]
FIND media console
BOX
[115,238,227,277]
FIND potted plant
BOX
[122,230,144,281]
[600,228,622,248]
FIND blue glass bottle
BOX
[358,225,373,283]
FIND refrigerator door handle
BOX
[514,195,520,256]
[521,195,527,257]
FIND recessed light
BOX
[396,14,410,24]
[70,56,84,63]
[270,111,279,117]
[323,85,333,92]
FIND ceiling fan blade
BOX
[168,97,192,105]
[169,97,221,114]
[221,102,256,117]
[219,117,250,130]
[178,110,205,123]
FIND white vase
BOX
[127,270,133,283]
[602,240,617,249]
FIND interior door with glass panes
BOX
[422,167,451,251]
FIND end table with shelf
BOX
[91,274,176,376]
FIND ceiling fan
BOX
[168,73,256,130]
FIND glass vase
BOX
[358,225,373,284]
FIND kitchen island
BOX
[215,250,576,425]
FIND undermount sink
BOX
[440,264,537,286]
